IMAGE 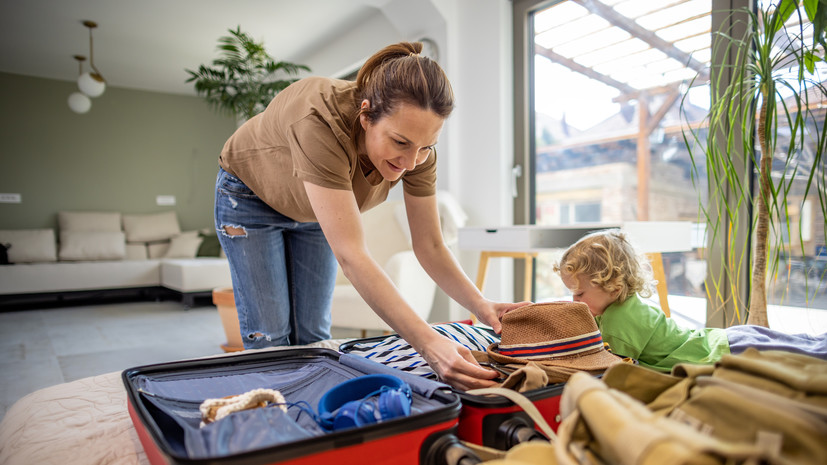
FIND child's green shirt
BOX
[595,294,730,372]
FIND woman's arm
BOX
[403,192,529,333]
[304,181,500,390]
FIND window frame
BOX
[511,0,753,326]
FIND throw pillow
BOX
[122,211,181,242]
[0,243,10,265]
[58,231,126,261]
[164,233,204,259]
[58,211,122,232]
[0,229,58,263]
[197,232,222,257]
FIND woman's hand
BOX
[418,335,500,391]
[474,300,532,334]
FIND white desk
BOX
[459,222,693,316]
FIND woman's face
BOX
[560,272,618,317]
[360,100,444,181]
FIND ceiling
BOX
[0,0,392,96]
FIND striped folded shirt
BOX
[345,322,500,379]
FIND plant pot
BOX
[212,287,244,352]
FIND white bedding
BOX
[0,339,349,465]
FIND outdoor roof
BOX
[534,0,712,98]
[534,0,825,103]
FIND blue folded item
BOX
[317,374,412,431]
[187,407,316,458]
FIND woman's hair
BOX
[553,229,656,302]
[350,41,454,148]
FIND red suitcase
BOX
[123,348,478,465]
[455,383,563,449]
[339,328,564,451]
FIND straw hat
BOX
[487,301,621,371]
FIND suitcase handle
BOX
[466,387,557,441]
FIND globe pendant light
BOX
[68,55,92,114]
[77,20,105,97]
[68,92,92,114]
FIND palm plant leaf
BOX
[185,26,310,120]
[681,0,827,326]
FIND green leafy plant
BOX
[682,0,827,327]
[186,26,310,120]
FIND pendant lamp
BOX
[77,20,105,97]
[68,55,92,114]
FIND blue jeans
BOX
[215,168,338,348]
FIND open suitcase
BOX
[339,326,566,451]
[123,347,478,465]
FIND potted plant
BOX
[682,0,827,327]
[186,26,310,120]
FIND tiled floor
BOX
[0,300,366,422]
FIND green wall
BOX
[0,72,236,231]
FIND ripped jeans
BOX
[214,168,337,348]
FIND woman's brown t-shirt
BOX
[218,77,437,223]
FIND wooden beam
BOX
[613,79,706,104]
[571,0,708,74]
[645,89,681,135]
[637,93,650,221]
[534,44,637,95]
[536,120,706,154]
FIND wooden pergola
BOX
[533,0,711,220]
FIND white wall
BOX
[300,0,516,321]
[433,0,515,321]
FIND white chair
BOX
[330,192,467,335]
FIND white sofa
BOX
[0,211,231,308]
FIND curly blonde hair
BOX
[553,229,656,302]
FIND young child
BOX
[553,229,827,372]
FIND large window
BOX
[514,0,827,331]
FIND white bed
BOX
[0,339,348,465]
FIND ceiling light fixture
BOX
[76,20,106,98]
[68,55,92,114]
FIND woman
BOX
[215,41,526,390]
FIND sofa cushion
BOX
[58,231,126,261]
[164,233,204,259]
[160,258,232,292]
[58,211,122,232]
[0,229,58,263]
[125,243,148,260]
[0,260,161,295]
[147,242,170,259]
[122,211,181,242]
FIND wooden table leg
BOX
[474,251,537,308]
[475,251,492,293]
[645,252,670,317]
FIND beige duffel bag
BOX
[554,348,827,465]
[475,348,827,465]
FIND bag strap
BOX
[467,387,557,441]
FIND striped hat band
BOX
[497,330,604,360]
